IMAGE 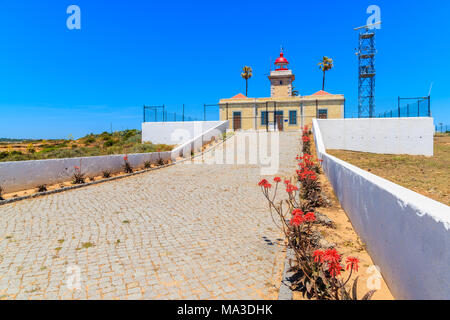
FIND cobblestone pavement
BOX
[0,132,301,300]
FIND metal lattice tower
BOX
[355,25,377,118]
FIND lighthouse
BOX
[268,50,296,97]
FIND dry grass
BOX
[327,134,450,206]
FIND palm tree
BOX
[291,85,299,97]
[241,66,253,96]
[318,56,334,91]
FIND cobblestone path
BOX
[0,132,301,299]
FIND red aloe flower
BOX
[313,250,324,263]
[304,212,316,222]
[290,214,305,226]
[258,179,268,186]
[274,177,281,183]
[323,248,341,264]
[346,257,360,272]
[328,262,342,277]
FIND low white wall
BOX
[0,121,229,194]
[316,117,434,156]
[0,152,171,193]
[142,121,226,145]
[312,119,450,300]
[171,121,229,159]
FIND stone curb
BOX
[0,134,233,206]
[278,248,294,300]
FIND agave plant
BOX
[241,66,253,96]
[318,56,334,91]
[36,185,48,193]
[102,170,112,178]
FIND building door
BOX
[233,111,241,130]
[275,111,283,131]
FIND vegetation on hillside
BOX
[0,129,173,162]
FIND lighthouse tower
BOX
[268,50,296,97]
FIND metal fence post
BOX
[182,104,185,122]
[265,101,268,132]
[143,105,145,123]
[428,96,431,117]
[316,99,318,118]
[274,101,277,131]
[343,98,346,118]
[300,101,303,129]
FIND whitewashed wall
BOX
[312,119,450,300]
[171,121,229,158]
[0,121,229,193]
[0,152,171,193]
[316,117,434,156]
[142,121,226,145]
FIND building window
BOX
[318,109,328,119]
[279,80,283,85]
[289,110,297,125]
[261,111,268,125]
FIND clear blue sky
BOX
[0,0,449,139]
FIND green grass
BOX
[0,129,173,162]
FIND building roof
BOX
[275,52,289,65]
[230,93,248,99]
[312,90,332,96]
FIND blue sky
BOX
[0,0,449,139]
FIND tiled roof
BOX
[312,90,332,96]
[230,93,248,99]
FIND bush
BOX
[103,139,115,147]
[102,170,111,178]
[72,166,85,184]
[0,186,3,200]
[123,155,133,173]
[36,185,47,193]
[143,160,152,168]
[84,137,95,145]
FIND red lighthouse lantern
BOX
[274,51,289,70]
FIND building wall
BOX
[270,78,292,97]
[219,96,344,130]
